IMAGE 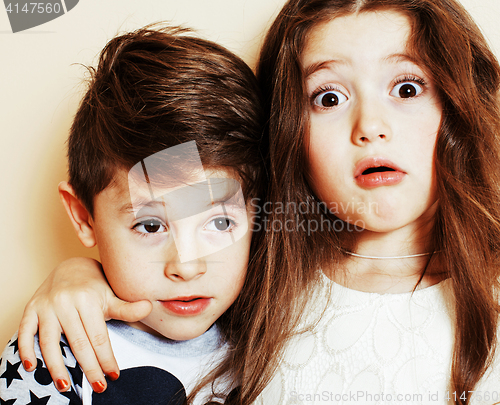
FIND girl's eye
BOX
[312,89,348,108]
[206,217,235,232]
[134,219,167,234]
[391,82,423,99]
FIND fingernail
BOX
[23,360,33,370]
[92,381,106,393]
[107,372,119,381]
[56,379,70,391]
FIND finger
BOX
[18,309,39,372]
[58,308,108,393]
[77,304,120,381]
[37,313,72,392]
[106,298,153,323]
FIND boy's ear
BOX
[58,181,97,248]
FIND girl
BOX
[251,0,500,402]
[16,0,500,403]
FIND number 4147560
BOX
[5,3,62,14]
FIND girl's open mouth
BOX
[362,166,395,175]
[354,158,405,188]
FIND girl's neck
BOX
[328,255,446,293]
[326,222,447,293]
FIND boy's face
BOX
[89,168,251,341]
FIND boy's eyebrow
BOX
[120,199,165,213]
[122,179,245,218]
[207,178,244,206]
[161,179,245,221]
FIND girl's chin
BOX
[338,217,402,234]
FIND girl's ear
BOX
[58,181,97,248]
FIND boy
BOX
[0,25,264,404]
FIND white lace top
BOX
[255,274,500,405]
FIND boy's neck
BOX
[124,321,216,342]
[124,321,165,339]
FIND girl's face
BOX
[302,10,442,234]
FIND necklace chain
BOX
[342,249,437,260]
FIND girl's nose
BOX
[351,96,392,145]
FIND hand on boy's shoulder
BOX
[0,332,82,404]
[1,324,236,405]
[0,332,189,405]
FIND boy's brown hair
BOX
[68,25,265,217]
[67,25,267,403]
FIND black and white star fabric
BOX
[0,360,23,388]
[0,322,233,404]
[0,334,83,404]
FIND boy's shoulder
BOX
[0,331,82,404]
[0,322,233,405]
[104,321,231,403]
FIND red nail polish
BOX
[56,379,70,391]
[92,381,106,393]
[107,372,119,381]
[23,360,33,370]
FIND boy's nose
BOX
[163,234,207,282]
[164,253,207,282]
[351,96,392,145]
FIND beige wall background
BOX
[1,0,499,347]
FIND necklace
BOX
[342,249,437,260]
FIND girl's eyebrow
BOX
[383,53,420,65]
[304,53,420,79]
[304,59,345,79]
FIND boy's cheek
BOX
[105,270,153,302]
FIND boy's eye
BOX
[206,217,235,232]
[391,82,423,99]
[134,219,167,234]
[312,89,348,108]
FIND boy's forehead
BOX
[125,142,245,219]
[131,176,244,221]
[128,141,206,202]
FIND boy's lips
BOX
[354,157,405,188]
[160,296,211,316]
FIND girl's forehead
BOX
[302,10,412,65]
[301,10,415,78]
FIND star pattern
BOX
[66,364,83,390]
[1,324,215,405]
[0,360,23,388]
[8,340,19,355]
[1,335,83,404]
[59,341,69,359]
[61,386,81,404]
[27,391,50,405]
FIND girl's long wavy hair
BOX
[222,0,500,403]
